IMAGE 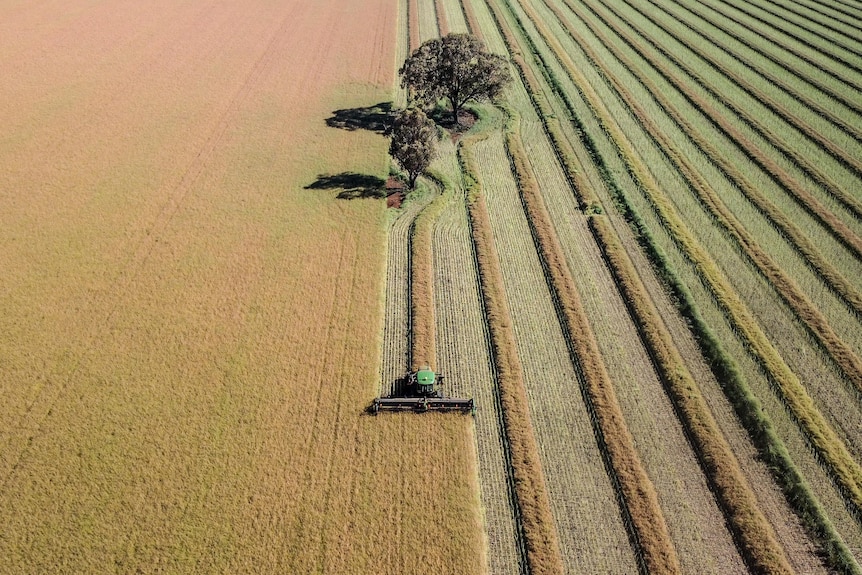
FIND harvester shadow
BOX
[304,172,386,200]
[325,102,394,134]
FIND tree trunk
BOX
[409,172,419,189]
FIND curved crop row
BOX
[728,0,862,59]
[537,0,862,395]
[494,0,862,570]
[715,0,862,74]
[502,104,681,573]
[578,0,862,258]
[678,0,862,94]
[506,0,862,525]
[410,180,449,371]
[696,0,862,85]
[459,137,565,575]
[761,0,862,36]
[611,0,862,221]
[545,0,862,316]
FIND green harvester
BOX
[372,366,474,414]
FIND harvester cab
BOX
[372,367,474,415]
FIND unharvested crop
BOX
[0,2,486,573]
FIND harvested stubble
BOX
[410,181,448,371]
[508,0,862,519]
[409,0,421,51]
[589,215,793,575]
[612,0,862,226]
[382,195,432,395]
[502,106,680,575]
[545,0,862,399]
[441,0,470,33]
[547,0,862,318]
[459,139,566,575]
[418,0,441,43]
[430,135,524,574]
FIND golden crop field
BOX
[0,1,484,573]
[4,0,862,573]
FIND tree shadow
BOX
[325,102,394,134]
[304,172,387,200]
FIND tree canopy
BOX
[399,33,511,124]
[389,108,438,189]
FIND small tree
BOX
[389,108,438,189]
[399,33,511,124]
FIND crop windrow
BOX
[658,0,862,128]
[459,137,565,575]
[479,0,685,571]
[506,0,862,526]
[434,0,450,35]
[607,0,862,220]
[499,2,862,569]
[537,0,862,394]
[543,0,862,317]
[504,104,682,573]
[713,0,862,75]
[592,178,862,575]
[409,177,450,371]
[646,0,862,170]
[680,0,862,94]
[503,1,799,572]
[587,214,793,575]
[723,0,862,59]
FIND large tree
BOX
[389,107,438,189]
[399,33,511,124]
